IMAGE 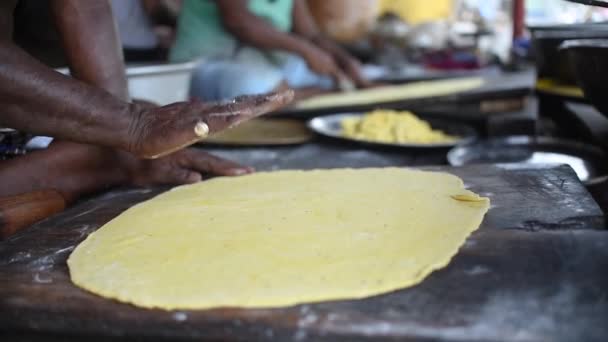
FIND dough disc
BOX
[68,168,489,310]
[295,77,484,110]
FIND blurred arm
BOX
[215,0,315,57]
[51,0,129,100]
[292,0,370,87]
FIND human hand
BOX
[0,140,252,206]
[300,43,342,79]
[336,54,371,88]
[119,148,254,186]
[126,90,293,159]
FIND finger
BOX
[352,74,372,88]
[166,168,203,185]
[142,91,293,159]
[185,150,255,176]
[334,71,356,92]
[338,58,368,88]
[194,89,294,136]
[346,66,372,88]
[181,170,203,183]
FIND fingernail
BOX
[194,122,209,137]
[231,168,251,176]
[186,172,202,183]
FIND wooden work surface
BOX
[1,145,607,341]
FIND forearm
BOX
[0,142,129,203]
[0,39,135,151]
[308,34,370,87]
[231,21,315,56]
[51,0,129,101]
[291,0,346,59]
[216,0,315,57]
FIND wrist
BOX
[113,149,142,186]
[29,142,131,202]
[74,144,133,190]
[310,36,348,61]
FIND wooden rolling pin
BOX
[0,190,66,240]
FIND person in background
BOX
[170,0,371,101]
[111,0,182,62]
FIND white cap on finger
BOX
[194,121,210,138]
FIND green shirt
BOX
[169,0,294,62]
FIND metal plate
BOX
[307,113,477,149]
[447,135,608,182]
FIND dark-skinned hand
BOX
[117,147,254,187]
[0,140,254,204]
[335,54,372,89]
[299,43,343,80]
[126,90,293,159]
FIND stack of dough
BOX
[342,109,457,144]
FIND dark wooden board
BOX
[0,163,606,341]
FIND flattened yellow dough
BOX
[68,168,489,310]
[295,77,484,110]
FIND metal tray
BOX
[448,135,608,183]
[307,113,477,149]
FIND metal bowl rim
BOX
[447,135,607,167]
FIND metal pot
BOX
[561,39,608,118]
[530,24,608,84]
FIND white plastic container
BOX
[56,61,198,105]
[125,61,197,105]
